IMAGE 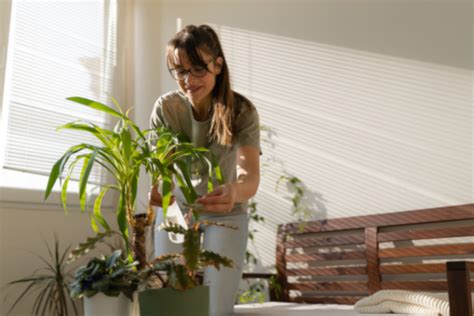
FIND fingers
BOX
[197,195,225,204]
[198,195,234,213]
[200,186,224,198]
[149,184,175,207]
[197,187,233,213]
[202,203,232,213]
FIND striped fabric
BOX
[354,290,454,315]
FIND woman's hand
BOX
[197,183,237,214]
[149,183,175,207]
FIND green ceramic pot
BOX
[139,286,209,316]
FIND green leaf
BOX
[106,250,122,269]
[67,97,123,119]
[199,250,233,270]
[93,186,112,231]
[110,96,124,114]
[116,194,130,256]
[68,231,118,263]
[45,150,74,200]
[79,150,97,212]
[211,155,224,185]
[160,173,173,218]
[159,222,187,235]
[58,122,112,146]
[130,171,138,207]
[61,171,71,214]
[121,129,132,162]
[174,160,198,202]
[173,170,193,204]
[60,156,83,214]
[90,215,99,234]
[183,229,200,272]
[168,265,195,291]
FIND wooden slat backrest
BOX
[275,203,474,304]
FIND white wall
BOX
[0,0,12,122]
[133,0,473,270]
[0,205,101,316]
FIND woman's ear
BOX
[214,56,224,75]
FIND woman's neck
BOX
[192,95,212,121]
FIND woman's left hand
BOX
[196,183,237,213]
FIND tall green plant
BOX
[45,97,222,268]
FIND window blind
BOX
[1,0,117,185]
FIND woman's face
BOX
[170,48,223,109]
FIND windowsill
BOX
[0,168,116,211]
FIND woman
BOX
[149,24,260,316]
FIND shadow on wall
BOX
[261,125,329,222]
[210,23,472,268]
[214,23,472,217]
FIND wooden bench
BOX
[243,204,474,315]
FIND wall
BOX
[0,0,12,122]
[0,204,110,315]
[136,0,473,270]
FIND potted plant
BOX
[139,210,234,316]
[44,97,226,313]
[70,250,139,316]
[5,236,80,316]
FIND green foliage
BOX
[67,230,119,263]
[245,200,265,266]
[238,280,266,304]
[276,175,311,230]
[183,229,200,272]
[70,250,139,300]
[6,237,79,316]
[42,96,228,300]
[44,96,222,264]
[268,274,283,300]
[150,219,234,291]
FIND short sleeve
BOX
[235,103,261,153]
[150,97,167,130]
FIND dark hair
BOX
[166,24,238,146]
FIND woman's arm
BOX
[197,145,260,213]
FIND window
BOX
[0,0,119,205]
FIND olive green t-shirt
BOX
[150,90,260,215]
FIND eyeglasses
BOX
[168,60,215,80]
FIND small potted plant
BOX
[138,209,235,316]
[5,236,80,316]
[69,250,139,316]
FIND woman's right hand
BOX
[149,183,175,207]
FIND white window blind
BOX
[1,0,117,189]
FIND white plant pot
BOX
[84,293,134,316]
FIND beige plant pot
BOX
[84,293,134,316]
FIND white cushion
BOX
[234,302,425,316]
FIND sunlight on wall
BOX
[212,24,472,269]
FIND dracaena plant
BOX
[6,236,80,316]
[44,97,222,269]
